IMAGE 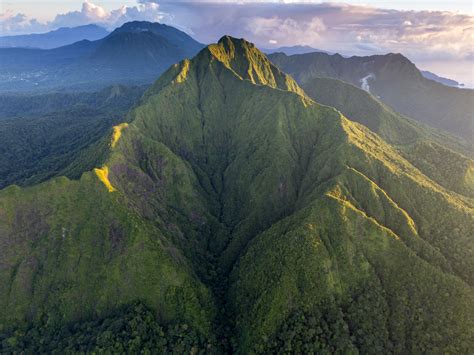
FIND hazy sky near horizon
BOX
[1,1,473,85]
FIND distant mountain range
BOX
[0,21,204,91]
[269,52,474,140]
[0,24,109,49]
[421,70,463,88]
[263,45,332,55]
[1,36,472,353]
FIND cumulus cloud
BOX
[51,0,166,29]
[50,1,109,28]
[0,10,48,34]
[0,0,166,35]
[153,1,473,61]
[243,16,326,46]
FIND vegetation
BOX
[269,51,474,140]
[0,84,146,118]
[0,36,473,353]
[0,85,146,189]
[298,76,473,197]
[0,302,212,353]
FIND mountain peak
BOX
[210,35,257,65]
[205,35,305,95]
[217,35,254,48]
[110,21,203,49]
[112,21,168,34]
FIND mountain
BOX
[0,36,473,353]
[111,21,204,51]
[0,21,204,92]
[269,52,474,140]
[421,70,463,87]
[296,76,473,197]
[263,45,331,55]
[0,25,109,49]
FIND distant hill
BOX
[263,45,332,55]
[0,24,109,49]
[0,21,204,92]
[269,51,474,140]
[421,70,463,87]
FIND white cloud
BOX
[0,0,166,35]
[155,1,474,61]
[50,0,109,28]
[0,10,48,34]
[244,16,326,46]
[1,0,472,64]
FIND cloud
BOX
[0,0,166,35]
[50,1,109,28]
[243,16,326,46]
[0,10,48,34]
[51,0,166,29]
[0,0,472,63]
[155,1,474,61]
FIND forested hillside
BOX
[0,85,146,188]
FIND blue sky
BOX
[1,1,473,85]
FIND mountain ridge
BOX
[0,24,109,49]
[269,51,474,140]
[0,36,473,353]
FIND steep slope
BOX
[0,25,109,49]
[299,77,474,197]
[1,36,473,353]
[0,21,204,92]
[269,52,474,140]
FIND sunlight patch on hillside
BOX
[94,166,116,192]
[111,123,129,148]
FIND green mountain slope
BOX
[269,52,474,140]
[1,37,473,353]
[298,77,474,197]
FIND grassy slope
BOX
[0,37,473,352]
[300,77,474,198]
